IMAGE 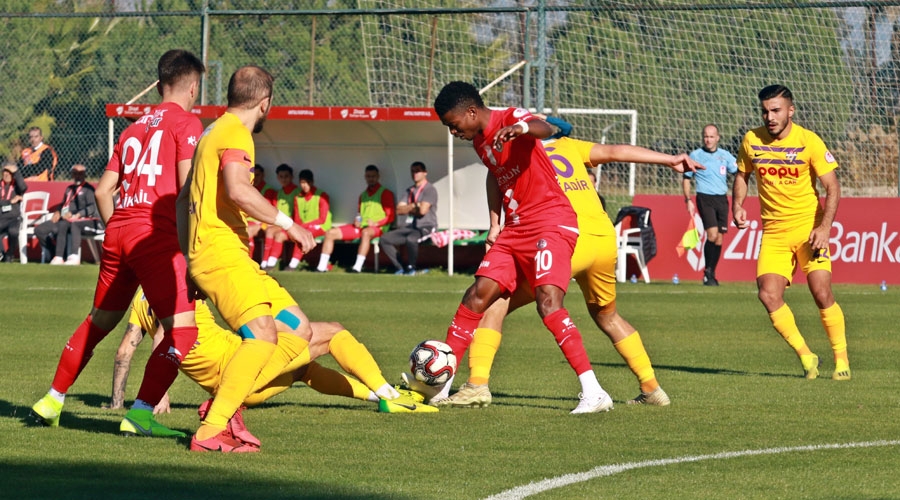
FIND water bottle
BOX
[354,213,362,226]
[672,273,679,285]
[630,274,638,284]
[880,280,887,292]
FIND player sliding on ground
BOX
[179,66,428,453]
[422,126,702,408]
[106,290,433,429]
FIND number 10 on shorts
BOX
[534,249,553,279]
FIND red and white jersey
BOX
[473,107,577,229]
[105,101,202,233]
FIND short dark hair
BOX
[298,169,314,183]
[276,163,293,176]
[410,161,427,172]
[365,164,379,174]
[157,49,205,88]
[434,81,484,117]
[253,164,264,173]
[758,84,793,103]
[28,126,42,137]
[228,65,274,108]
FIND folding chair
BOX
[18,191,51,263]
[614,206,655,283]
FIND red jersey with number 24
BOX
[105,101,203,233]
[473,107,577,230]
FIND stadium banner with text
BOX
[633,195,900,285]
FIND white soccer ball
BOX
[409,340,457,386]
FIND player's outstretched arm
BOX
[588,144,703,174]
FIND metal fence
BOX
[2,1,899,198]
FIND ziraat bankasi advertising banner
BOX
[632,195,900,285]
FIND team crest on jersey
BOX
[536,239,547,249]
[825,151,836,163]
[785,152,797,162]
[512,107,529,119]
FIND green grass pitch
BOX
[1,265,898,499]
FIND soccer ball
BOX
[409,340,457,386]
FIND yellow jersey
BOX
[737,123,837,230]
[543,137,614,237]
[129,289,221,344]
[188,112,255,273]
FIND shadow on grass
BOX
[591,361,795,378]
[1,397,412,500]
[0,460,410,500]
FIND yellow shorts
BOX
[573,232,617,310]
[192,247,297,331]
[757,223,831,284]
[180,322,241,395]
[510,231,617,312]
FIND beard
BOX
[252,114,267,134]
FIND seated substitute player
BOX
[732,84,849,381]
[285,169,332,270]
[316,164,396,273]
[433,81,611,414]
[260,163,300,270]
[247,164,277,260]
[105,290,435,426]
[426,128,701,408]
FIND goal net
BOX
[358,1,900,198]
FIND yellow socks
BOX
[468,328,502,386]
[328,330,389,391]
[250,333,309,394]
[198,338,276,440]
[820,303,849,368]
[299,361,372,400]
[613,331,659,394]
[769,304,812,357]
[244,372,294,407]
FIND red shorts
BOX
[303,224,327,238]
[476,225,576,294]
[93,223,193,319]
[335,224,384,240]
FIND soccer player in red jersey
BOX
[29,50,205,437]
[432,81,612,414]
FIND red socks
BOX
[543,308,592,375]
[444,303,484,360]
[135,325,198,405]
[51,315,110,393]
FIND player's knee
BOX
[757,288,781,309]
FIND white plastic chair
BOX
[615,210,651,283]
[19,191,51,263]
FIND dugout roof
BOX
[106,104,488,273]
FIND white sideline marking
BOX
[484,440,900,500]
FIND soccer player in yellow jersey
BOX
[732,84,848,382]
[179,67,425,453]
[424,128,701,408]
[106,290,428,417]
